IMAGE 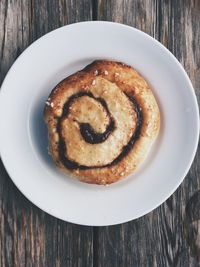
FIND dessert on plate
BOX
[44,60,160,185]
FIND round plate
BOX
[0,22,199,226]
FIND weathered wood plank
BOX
[0,1,93,267]
[95,1,200,267]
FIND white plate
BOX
[0,22,199,226]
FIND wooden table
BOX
[0,1,200,266]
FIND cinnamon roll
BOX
[44,60,160,184]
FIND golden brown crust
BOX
[44,60,160,185]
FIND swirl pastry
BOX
[44,60,160,184]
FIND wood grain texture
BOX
[95,0,200,267]
[0,0,200,267]
[0,1,93,267]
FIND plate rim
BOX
[0,21,199,226]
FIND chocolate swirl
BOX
[57,91,142,170]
